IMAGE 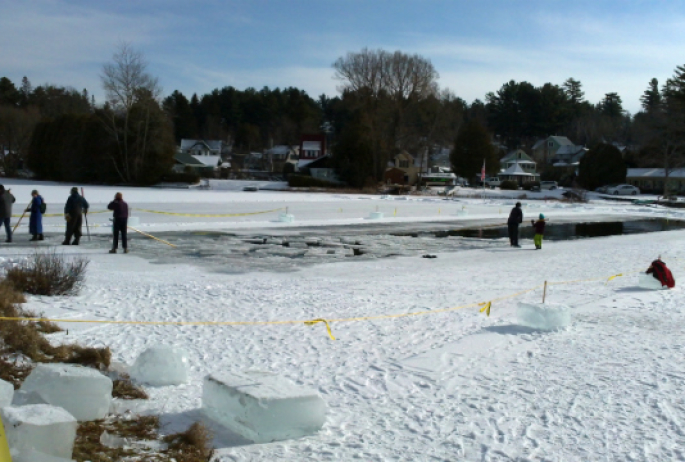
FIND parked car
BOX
[242,186,259,192]
[606,184,640,196]
[540,181,558,190]
[596,184,617,194]
[484,177,501,188]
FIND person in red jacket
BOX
[107,192,129,254]
[646,258,675,288]
[531,213,546,250]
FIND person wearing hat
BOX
[107,192,129,254]
[531,213,546,250]
[63,187,89,245]
[0,185,15,243]
[507,202,523,248]
[28,189,44,241]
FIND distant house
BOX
[298,134,326,171]
[532,136,579,164]
[178,139,231,175]
[550,145,587,167]
[385,151,421,185]
[499,149,539,185]
[265,145,299,173]
[626,168,685,194]
[173,151,214,174]
[301,155,339,182]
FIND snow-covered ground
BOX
[1,179,685,460]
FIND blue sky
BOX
[2,0,685,114]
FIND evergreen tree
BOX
[577,143,626,190]
[640,78,661,113]
[563,78,585,104]
[450,119,498,181]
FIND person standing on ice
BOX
[507,202,523,247]
[108,192,129,254]
[28,189,44,241]
[63,187,89,245]
[0,185,16,243]
[531,213,546,250]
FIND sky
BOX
[1,0,685,114]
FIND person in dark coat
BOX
[28,189,44,241]
[63,187,89,245]
[107,192,129,253]
[531,213,546,249]
[0,185,16,243]
[507,202,523,247]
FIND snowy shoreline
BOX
[1,180,684,460]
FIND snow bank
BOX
[517,302,572,331]
[202,371,327,443]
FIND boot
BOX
[38,234,44,241]
[123,249,129,254]
[72,240,79,245]
[30,235,38,241]
[109,249,117,254]
[62,240,70,245]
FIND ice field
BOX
[1,178,684,460]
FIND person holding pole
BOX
[28,190,44,241]
[0,185,16,243]
[507,202,523,248]
[63,187,89,245]
[107,192,128,254]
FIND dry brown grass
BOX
[164,422,215,461]
[113,373,149,400]
[5,249,89,296]
[0,357,33,389]
[73,418,215,462]
[0,279,110,369]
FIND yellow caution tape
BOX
[133,207,283,218]
[0,265,660,338]
[11,210,108,218]
[0,412,11,462]
[127,226,176,248]
[606,273,623,284]
[304,318,336,340]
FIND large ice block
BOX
[20,363,112,421]
[638,273,668,290]
[1,404,77,459]
[202,371,327,443]
[13,447,75,462]
[0,377,13,407]
[130,346,189,386]
[517,302,571,331]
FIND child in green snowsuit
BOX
[531,213,546,250]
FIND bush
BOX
[523,181,540,191]
[5,250,88,296]
[500,180,518,190]
[288,175,343,188]
[160,172,201,184]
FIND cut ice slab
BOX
[0,377,13,407]
[130,346,189,386]
[13,447,75,462]
[638,272,669,290]
[517,302,571,331]
[1,404,77,460]
[20,363,112,421]
[202,371,327,443]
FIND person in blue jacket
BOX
[28,190,44,241]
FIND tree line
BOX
[1,44,683,189]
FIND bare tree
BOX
[101,42,161,182]
[333,48,439,181]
